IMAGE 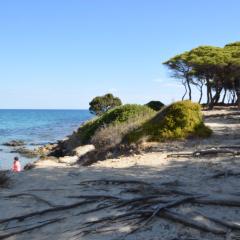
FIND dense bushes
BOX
[126,100,212,142]
[52,101,212,157]
[65,104,155,151]
[146,101,164,111]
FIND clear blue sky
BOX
[0,0,239,109]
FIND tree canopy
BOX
[89,93,122,115]
[146,101,164,111]
[164,42,240,109]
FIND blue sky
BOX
[0,0,239,109]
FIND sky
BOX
[0,0,239,109]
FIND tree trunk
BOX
[221,88,227,104]
[231,91,236,104]
[198,84,203,104]
[182,83,187,101]
[206,77,212,105]
[235,78,240,109]
[214,87,223,104]
[186,77,192,100]
[236,89,240,109]
[209,87,222,110]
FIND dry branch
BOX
[0,199,94,224]
[167,148,240,158]
[196,211,240,231]
[160,209,227,235]
[0,218,63,240]
[209,170,240,179]
[78,179,152,186]
[2,178,240,239]
[193,149,240,157]
[194,195,240,207]
[4,193,57,207]
[126,195,200,235]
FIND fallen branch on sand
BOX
[167,148,240,158]
[160,209,227,235]
[204,112,240,119]
[0,199,95,224]
[4,193,57,207]
[2,179,240,239]
[196,211,240,231]
[209,170,240,179]
[0,218,63,240]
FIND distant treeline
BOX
[164,42,240,109]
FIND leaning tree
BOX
[163,52,194,101]
[163,43,240,109]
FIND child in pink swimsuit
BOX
[12,157,21,172]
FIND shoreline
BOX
[0,109,93,170]
[0,108,240,240]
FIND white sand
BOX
[0,110,240,240]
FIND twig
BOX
[4,193,57,207]
[0,218,63,240]
[0,200,94,224]
[160,209,227,235]
[196,211,240,230]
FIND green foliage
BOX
[194,122,213,138]
[163,42,240,107]
[63,101,212,154]
[89,93,122,115]
[146,101,164,111]
[127,100,212,142]
[76,104,155,145]
[163,51,192,79]
[188,46,230,67]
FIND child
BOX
[12,157,21,172]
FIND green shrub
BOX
[126,100,212,142]
[57,101,211,156]
[146,101,164,111]
[69,104,155,148]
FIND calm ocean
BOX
[0,110,92,170]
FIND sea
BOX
[0,110,92,170]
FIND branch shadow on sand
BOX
[1,150,240,240]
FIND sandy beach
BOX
[0,109,240,240]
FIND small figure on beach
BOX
[12,157,21,172]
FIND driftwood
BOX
[193,195,240,207]
[204,112,240,119]
[2,178,240,238]
[196,212,240,231]
[160,209,227,235]
[167,148,240,158]
[218,145,240,149]
[193,149,240,157]
[0,199,94,224]
[4,193,57,207]
[209,170,240,179]
[125,195,200,236]
[78,179,153,187]
[0,218,63,240]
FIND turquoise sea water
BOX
[0,110,92,169]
